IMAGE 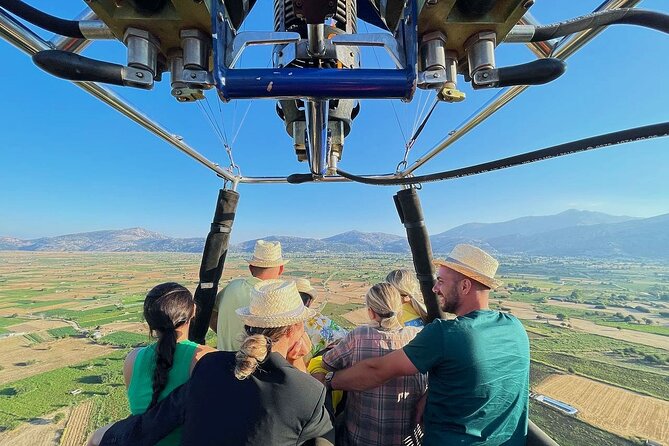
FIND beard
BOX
[438,284,460,314]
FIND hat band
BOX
[250,302,308,320]
[445,256,494,280]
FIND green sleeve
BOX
[403,321,444,374]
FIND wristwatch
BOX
[324,371,335,390]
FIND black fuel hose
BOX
[531,9,669,42]
[0,0,84,38]
[336,121,669,186]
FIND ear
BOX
[461,278,472,295]
[278,265,285,275]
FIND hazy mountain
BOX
[433,209,635,241]
[3,228,204,253]
[488,213,669,260]
[322,230,405,251]
[0,237,32,250]
[1,211,668,260]
[429,209,638,255]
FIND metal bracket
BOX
[331,33,405,68]
[227,31,301,68]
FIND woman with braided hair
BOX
[123,282,215,446]
[315,282,427,446]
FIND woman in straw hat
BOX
[88,280,334,446]
[386,269,429,327]
[314,282,427,446]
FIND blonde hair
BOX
[386,269,428,323]
[234,326,291,380]
[365,282,403,331]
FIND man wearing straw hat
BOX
[328,244,530,446]
[210,239,288,351]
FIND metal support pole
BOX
[517,12,556,58]
[305,100,329,176]
[190,189,240,344]
[393,188,442,322]
[49,8,96,54]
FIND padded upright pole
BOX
[393,188,442,323]
[189,189,240,344]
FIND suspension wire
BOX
[338,121,669,186]
[363,21,408,144]
[196,99,228,147]
[411,89,428,136]
[397,98,439,173]
[231,101,253,146]
[205,94,229,143]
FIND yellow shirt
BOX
[400,302,424,327]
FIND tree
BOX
[556,313,566,321]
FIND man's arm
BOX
[330,348,418,392]
[208,309,218,333]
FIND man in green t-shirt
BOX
[209,240,287,351]
[328,244,529,445]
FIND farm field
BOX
[536,374,669,444]
[0,251,667,445]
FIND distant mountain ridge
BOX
[2,210,668,260]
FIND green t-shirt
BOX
[403,310,529,446]
[214,277,261,351]
[127,339,198,446]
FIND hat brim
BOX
[247,258,289,268]
[433,259,502,290]
[236,306,315,329]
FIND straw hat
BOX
[236,279,315,328]
[295,278,317,300]
[247,240,288,268]
[433,244,502,289]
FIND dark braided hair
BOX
[143,282,194,409]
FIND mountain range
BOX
[2,210,668,260]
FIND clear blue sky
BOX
[1,1,668,243]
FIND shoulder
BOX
[193,350,235,373]
[192,344,217,366]
[123,346,145,384]
[124,346,144,368]
[286,366,326,399]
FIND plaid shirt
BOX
[323,325,427,446]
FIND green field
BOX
[0,352,128,431]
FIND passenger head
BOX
[234,280,315,380]
[386,269,428,322]
[143,282,195,408]
[247,240,288,280]
[365,282,403,331]
[295,278,317,308]
[432,244,500,315]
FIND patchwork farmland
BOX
[0,251,667,445]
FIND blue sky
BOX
[1,1,668,242]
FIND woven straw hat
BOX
[247,240,288,268]
[433,244,502,289]
[295,278,317,300]
[236,279,315,328]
